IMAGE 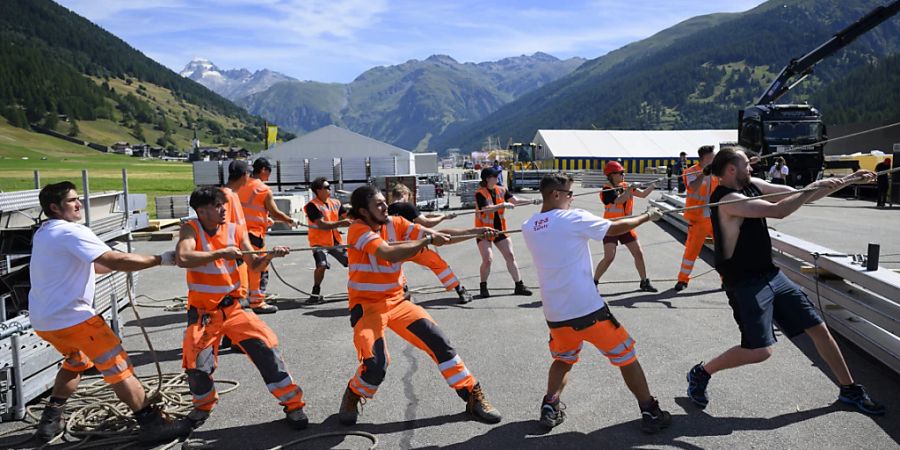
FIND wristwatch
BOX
[425,234,434,245]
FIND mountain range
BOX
[184,53,585,151]
[432,0,900,151]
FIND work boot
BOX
[686,362,711,409]
[339,386,364,425]
[639,279,658,293]
[135,404,192,443]
[479,282,490,298]
[457,286,473,304]
[640,397,672,434]
[306,286,325,305]
[252,302,279,314]
[673,281,688,292]
[285,406,309,429]
[186,408,210,429]
[513,280,532,296]
[35,403,65,441]
[539,397,566,429]
[839,383,885,416]
[465,384,502,424]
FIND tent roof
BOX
[255,125,412,161]
[535,129,738,159]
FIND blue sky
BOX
[57,0,766,83]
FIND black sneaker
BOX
[252,302,279,314]
[514,281,533,296]
[35,403,64,441]
[458,287,473,304]
[539,399,566,429]
[640,397,672,434]
[285,407,309,429]
[673,281,688,292]
[306,294,325,305]
[465,383,501,424]
[479,282,490,298]
[135,404,192,443]
[639,279,658,293]
[686,363,710,409]
[839,384,885,416]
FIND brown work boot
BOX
[252,302,279,314]
[465,383,502,424]
[338,386,364,425]
[35,403,64,441]
[135,404,192,443]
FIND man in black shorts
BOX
[686,146,884,416]
[388,184,473,303]
[304,177,351,304]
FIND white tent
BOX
[533,129,737,172]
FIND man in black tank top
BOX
[685,147,884,416]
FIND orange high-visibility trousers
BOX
[407,249,460,290]
[182,301,304,412]
[678,219,713,284]
[347,300,476,399]
[37,315,134,385]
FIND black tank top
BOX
[710,183,777,286]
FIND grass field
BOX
[0,120,194,218]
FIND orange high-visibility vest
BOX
[221,187,246,227]
[683,164,718,222]
[305,197,344,247]
[185,219,242,310]
[602,182,633,219]
[474,185,508,233]
[346,217,422,306]
[238,177,270,237]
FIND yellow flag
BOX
[266,125,278,147]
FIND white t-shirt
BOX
[28,219,110,331]
[768,165,789,179]
[521,208,611,322]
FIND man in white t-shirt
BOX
[521,173,672,434]
[28,181,190,443]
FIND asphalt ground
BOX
[2,187,898,449]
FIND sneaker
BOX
[514,281,533,296]
[640,397,672,434]
[673,281,688,292]
[686,363,711,409]
[252,302,279,314]
[539,400,566,429]
[135,404,192,443]
[186,408,210,429]
[479,282,490,298]
[285,407,309,429]
[35,403,64,441]
[458,287,473,304]
[306,294,325,305]
[339,386,364,425]
[839,384,885,416]
[639,279,658,293]
[465,383,502,424]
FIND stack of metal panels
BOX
[309,158,337,181]
[155,196,191,220]
[457,180,480,208]
[417,183,436,202]
[192,161,222,186]
[370,157,397,178]
[341,157,368,182]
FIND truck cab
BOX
[739,104,826,186]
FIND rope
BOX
[266,430,379,450]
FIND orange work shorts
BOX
[36,315,134,384]
[548,318,637,367]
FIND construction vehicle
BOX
[738,0,900,186]
[507,142,556,192]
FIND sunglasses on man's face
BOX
[554,189,574,198]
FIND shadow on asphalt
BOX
[124,312,184,328]
[605,288,723,309]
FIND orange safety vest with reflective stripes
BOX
[474,185,508,232]
[602,182,633,218]
[682,164,718,222]
[185,219,243,310]
[305,197,344,247]
[237,177,271,237]
[346,217,423,306]
[221,187,247,228]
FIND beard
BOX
[737,171,752,188]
